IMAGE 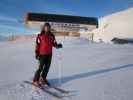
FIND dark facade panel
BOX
[26,12,98,28]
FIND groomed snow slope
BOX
[0,37,133,100]
[93,7,133,42]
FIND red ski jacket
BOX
[35,32,57,55]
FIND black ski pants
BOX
[33,54,52,82]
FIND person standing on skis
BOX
[33,23,62,86]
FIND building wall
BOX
[92,8,133,43]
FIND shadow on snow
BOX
[50,64,133,86]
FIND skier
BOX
[33,23,62,86]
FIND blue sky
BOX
[0,0,133,35]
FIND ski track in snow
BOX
[0,37,133,100]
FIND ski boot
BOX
[39,77,51,86]
[32,81,41,90]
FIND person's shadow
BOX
[49,64,133,87]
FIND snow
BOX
[93,7,133,43]
[0,37,133,100]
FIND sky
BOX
[0,0,133,35]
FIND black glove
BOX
[56,43,63,49]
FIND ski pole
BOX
[58,36,65,85]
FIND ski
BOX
[44,85,70,94]
[24,81,63,99]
